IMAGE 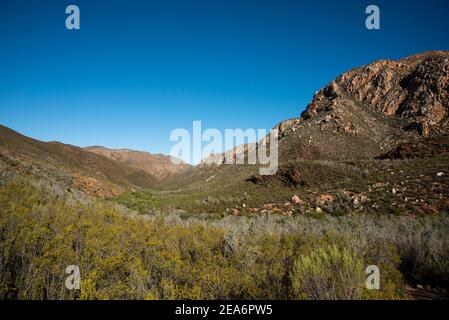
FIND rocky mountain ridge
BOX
[198,52,449,166]
[274,51,449,161]
[302,51,449,131]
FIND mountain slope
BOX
[167,51,449,196]
[275,51,449,162]
[189,51,449,170]
[0,125,159,197]
[84,146,192,181]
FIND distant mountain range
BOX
[84,146,191,181]
[0,125,190,197]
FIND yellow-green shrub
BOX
[0,180,409,300]
[291,244,365,300]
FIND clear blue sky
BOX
[1,0,448,160]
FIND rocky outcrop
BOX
[302,51,449,134]
[275,118,303,138]
[200,143,257,166]
[197,51,449,165]
[276,51,449,161]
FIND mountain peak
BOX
[275,51,449,161]
[302,51,449,129]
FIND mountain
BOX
[1,51,448,209]
[84,146,192,181]
[274,51,449,162]
[200,143,257,166]
[194,51,449,167]
[160,51,449,216]
[0,125,159,197]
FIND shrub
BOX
[290,243,365,300]
[0,177,446,300]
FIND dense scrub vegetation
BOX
[1,177,448,300]
[121,154,449,219]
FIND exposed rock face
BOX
[277,51,449,161]
[276,118,303,138]
[196,51,449,166]
[200,143,257,166]
[304,51,449,129]
[84,146,192,181]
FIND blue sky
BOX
[0,0,448,161]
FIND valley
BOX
[1,51,448,300]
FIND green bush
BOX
[291,244,365,300]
